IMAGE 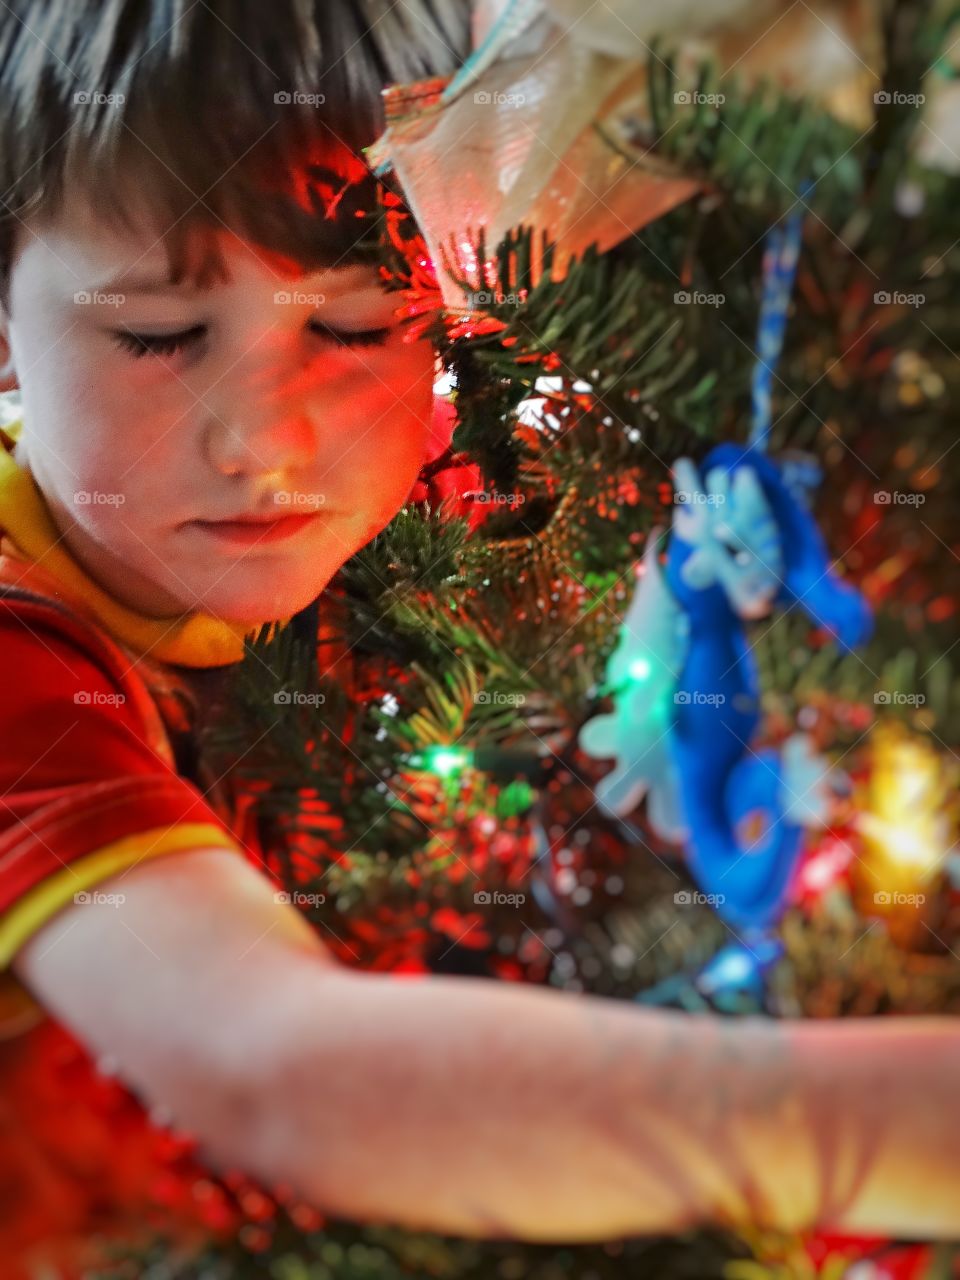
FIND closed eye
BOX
[112,320,393,360]
[112,325,206,358]
[308,321,392,348]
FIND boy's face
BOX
[0,191,436,624]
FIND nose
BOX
[206,410,316,481]
[202,352,318,481]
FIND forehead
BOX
[17,187,383,298]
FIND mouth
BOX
[188,511,326,547]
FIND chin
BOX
[191,568,337,626]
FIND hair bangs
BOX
[0,0,472,299]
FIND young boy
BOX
[0,0,958,1245]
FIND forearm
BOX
[220,969,731,1239]
[19,849,958,1243]
[212,973,960,1242]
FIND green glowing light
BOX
[423,747,473,777]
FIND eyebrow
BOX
[83,276,201,299]
[81,264,383,298]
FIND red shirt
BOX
[0,420,282,1034]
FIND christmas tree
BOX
[85,0,960,1276]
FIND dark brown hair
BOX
[0,0,472,306]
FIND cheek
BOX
[360,346,435,474]
[28,359,146,484]
[52,420,179,545]
[352,413,429,517]
[340,423,432,534]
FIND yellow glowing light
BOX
[855,724,958,901]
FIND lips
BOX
[219,514,287,524]
[200,510,296,524]
[190,510,326,546]
[195,501,331,524]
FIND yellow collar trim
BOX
[0,419,290,668]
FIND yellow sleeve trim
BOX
[0,821,242,969]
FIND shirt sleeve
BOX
[0,605,244,1021]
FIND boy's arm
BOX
[14,846,960,1242]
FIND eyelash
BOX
[111,321,392,359]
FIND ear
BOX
[0,302,19,393]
